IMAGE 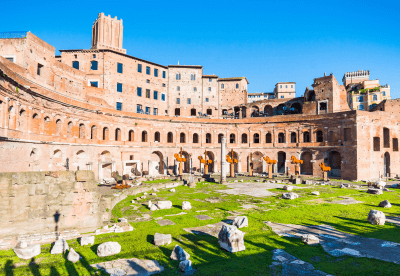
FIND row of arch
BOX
[226,102,303,118]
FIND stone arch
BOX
[278,132,285,143]
[251,106,259,117]
[265,133,272,143]
[91,125,97,140]
[167,132,173,143]
[264,105,273,116]
[241,133,248,143]
[316,129,323,142]
[151,151,164,174]
[142,131,148,142]
[206,133,212,144]
[100,150,112,162]
[277,151,286,173]
[128,129,134,142]
[193,133,199,143]
[306,90,315,102]
[79,123,85,139]
[76,150,86,158]
[290,102,302,114]
[56,119,62,135]
[303,131,310,142]
[67,121,73,137]
[290,132,297,143]
[206,151,215,173]
[103,127,109,140]
[181,151,191,173]
[154,131,161,142]
[115,128,121,141]
[300,151,313,175]
[227,150,239,173]
[53,149,62,158]
[18,109,27,130]
[252,151,263,173]
[218,133,224,143]
[229,133,236,144]
[180,132,186,143]
[275,104,286,115]
[241,106,247,118]
[253,133,260,143]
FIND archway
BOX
[264,105,273,116]
[306,91,316,101]
[241,107,247,118]
[234,106,240,118]
[290,103,302,114]
[181,151,191,173]
[227,151,239,173]
[328,151,341,177]
[207,151,215,173]
[151,151,164,174]
[276,104,286,115]
[277,151,286,174]
[252,151,263,173]
[300,152,313,175]
[251,106,259,117]
[384,152,390,177]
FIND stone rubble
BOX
[50,239,69,254]
[179,260,193,273]
[282,193,299,200]
[232,216,248,228]
[367,188,383,195]
[154,233,172,246]
[157,201,173,209]
[368,210,386,225]
[311,191,320,195]
[182,201,192,210]
[379,200,392,208]
[283,185,293,191]
[218,225,245,253]
[67,248,81,263]
[91,258,164,275]
[97,242,121,257]
[13,241,41,260]
[301,234,320,245]
[80,236,95,246]
[170,245,190,261]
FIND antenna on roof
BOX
[178,61,180,65]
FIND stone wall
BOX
[0,171,103,240]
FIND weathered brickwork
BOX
[0,13,399,182]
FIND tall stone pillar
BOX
[221,137,227,184]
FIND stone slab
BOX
[184,222,229,237]
[156,219,175,226]
[266,222,400,264]
[91,258,164,276]
[195,215,213,220]
[217,182,309,197]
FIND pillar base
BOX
[323,171,328,181]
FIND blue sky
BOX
[3,0,400,97]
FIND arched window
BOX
[180,132,186,143]
[218,134,224,143]
[128,130,134,141]
[103,127,109,140]
[79,124,85,139]
[167,132,173,143]
[176,73,181,80]
[155,131,160,142]
[190,73,196,80]
[265,133,272,143]
[142,131,148,142]
[90,61,98,70]
[91,125,97,140]
[56,119,62,135]
[230,133,236,143]
[278,132,285,143]
[67,121,73,137]
[72,61,79,70]
[206,133,212,144]
[242,133,248,143]
[32,113,38,119]
[193,133,199,143]
[253,133,260,143]
[291,132,297,143]
[316,130,323,142]
[303,131,310,142]
[221,83,224,89]
[115,128,121,141]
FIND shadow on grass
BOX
[5,260,14,276]
[29,258,41,276]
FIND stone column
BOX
[221,137,227,184]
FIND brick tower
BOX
[91,13,126,54]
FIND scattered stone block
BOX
[196,215,213,220]
[293,178,301,185]
[157,219,175,226]
[304,180,312,185]
[118,218,128,222]
[150,204,159,211]
[232,216,248,228]
[379,200,392,208]
[91,258,164,275]
[375,180,386,189]
[182,201,192,210]
[157,201,172,209]
[131,200,135,204]
[97,242,121,257]
[367,189,383,195]
[51,239,69,254]
[283,185,293,191]
[368,210,386,225]
[151,193,157,196]
[13,242,41,260]
[301,234,319,245]
[179,260,193,273]
[67,248,81,263]
[148,200,152,208]
[282,193,299,200]
[170,245,190,261]
[311,191,320,195]
[154,233,172,246]
[80,236,95,246]
[170,188,176,192]
[218,225,245,253]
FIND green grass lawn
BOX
[1,181,400,275]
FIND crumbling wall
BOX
[0,170,104,239]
